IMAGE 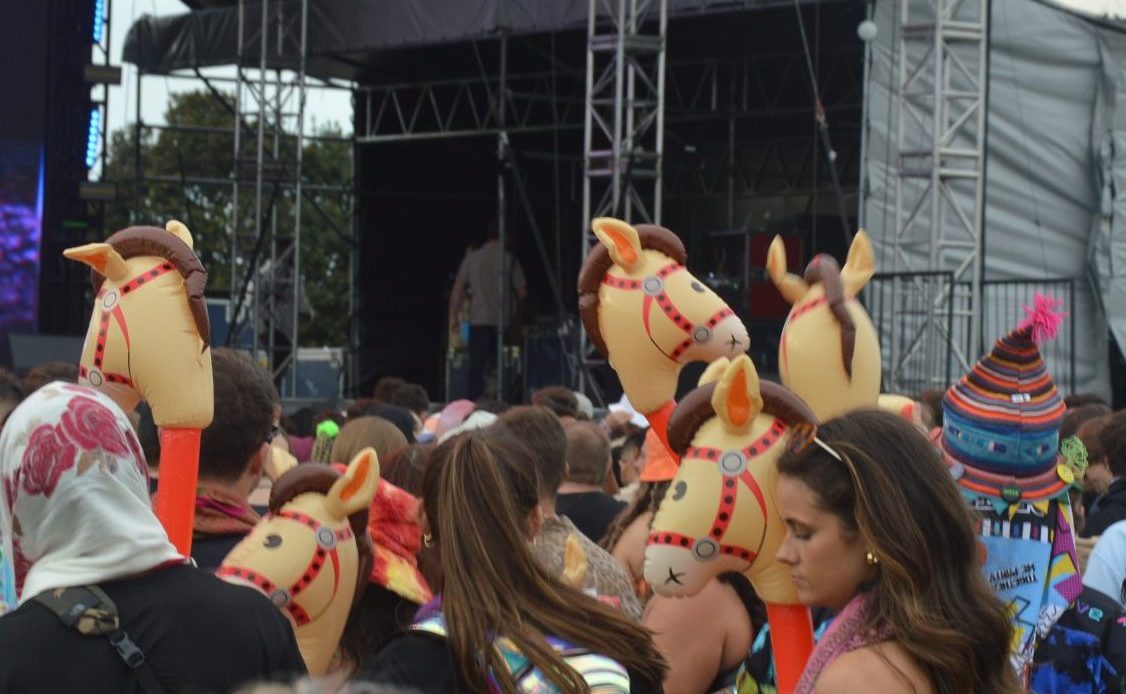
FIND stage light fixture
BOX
[85,107,101,169]
[92,0,106,43]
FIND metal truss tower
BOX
[578,0,668,400]
[889,0,988,391]
[229,0,309,397]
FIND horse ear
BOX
[766,236,809,305]
[325,448,381,520]
[711,355,763,433]
[165,219,194,249]
[698,357,731,386]
[840,229,875,295]
[592,217,644,272]
[63,243,129,283]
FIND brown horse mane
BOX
[268,464,375,608]
[577,224,688,357]
[801,255,856,378]
[667,379,818,456]
[89,226,211,347]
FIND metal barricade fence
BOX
[864,274,1076,396]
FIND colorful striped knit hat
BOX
[940,294,1067,478]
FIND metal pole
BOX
[654,0,667,225]
[496,34,508,400]
[290,0,308,397]
[612,0,626,216]
[133,67,142,223]
[254,0,268,367]
[229,1,246,346]
[857,1,874,231]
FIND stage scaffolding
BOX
[129,0,353,398]
[884,0,989,392]
[125,0,864,401]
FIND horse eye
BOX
[672,481,688,500]
[264,534,283,549]
[690,281,706,293]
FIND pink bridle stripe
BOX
[670,306,735,360]
[602,275,642,290]
[96,262,176,299]
[603,262,732,363]
[647,530,758,563]
[665,417,787,561]
[217,509,352,626]
[788,294,858,323]
[86,262,176,387]
[78,365,134,388]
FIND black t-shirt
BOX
[556,492,627,544]
[192,533,250,573]
[0,564,306,693]
[360,631,663,694]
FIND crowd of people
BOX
[2,352,1126,693]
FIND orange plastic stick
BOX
[643,399,681,465]
[154,427,201,556]
[766,601,815,694]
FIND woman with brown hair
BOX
[359,429,667,693]
[775,409,1018,694]
[330,416,408,464]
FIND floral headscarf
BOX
[368,480,432,605]
[0,382,181,602]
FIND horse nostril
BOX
[264,534,283,549]
[690,281,706,293]
[727,334,742,350]
[665,567,686,585]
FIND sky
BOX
[105,0,353,141]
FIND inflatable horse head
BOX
[64,220,213,554]
[63,221,212,429]
[219,451,379,674]
[645,355,818,692]
[645,355,816,602]
[767,231,881,420]
[578,218,749,443]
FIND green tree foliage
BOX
[103,89,353,347]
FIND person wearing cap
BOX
[932,294,1079,670]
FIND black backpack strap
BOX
[34,586,166,694]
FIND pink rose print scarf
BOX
[0,382,182,603]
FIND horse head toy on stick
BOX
[64,220,213,554]
[578,217,749,458]
[645,354,817,693]
[766,230,881,420]
[219,450,379,674]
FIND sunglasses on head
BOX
[265,423,282,444]
[786,422,845,462]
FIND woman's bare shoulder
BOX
[814,642,932,694]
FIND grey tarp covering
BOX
[862,0,1122,396]
[123,0,794,80]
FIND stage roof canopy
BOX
[124,0,797,82]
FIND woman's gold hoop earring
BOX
[423,532,433,548]
[865,550,879,566]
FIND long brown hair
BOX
[777,409,1019,694]
[423,429,667,693]
[601,480,670,552]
